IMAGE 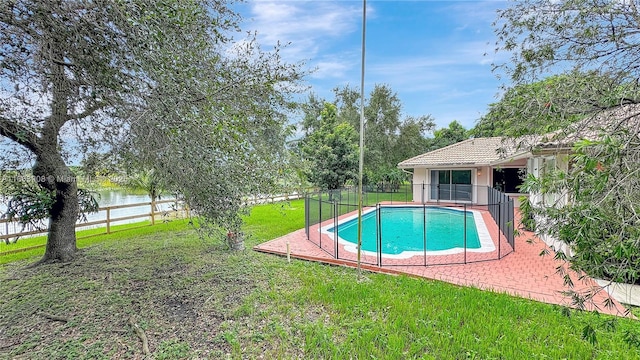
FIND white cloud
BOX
[445,1,505,26]
[248,1,360,52]
[311,60,354,79]
[243,1,365,79]
[368,56,490,92]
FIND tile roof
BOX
[397,137,524,168]
[399,104,640,169]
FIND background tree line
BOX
[298,84,469,191]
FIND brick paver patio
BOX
[254,206,630,317]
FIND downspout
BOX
[400,168,413,176]
[400,168,414,203]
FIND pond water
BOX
[86,189,177,222]
[0,189,179,240]
[94,189,153,207]
[0,189,168,212]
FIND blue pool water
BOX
[327,207,481,255]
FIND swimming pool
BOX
[323,206,494,258]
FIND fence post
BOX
[319,191,322,249]
[509,199,515,252]
[423,203,427,266]
[106,208,111,234]
[464,204,467,264]
[304,195,309,240]
[498,199,502,259]
[377,204,382,267]
[334,200,338,259]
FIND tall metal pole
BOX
[356,0,366,274]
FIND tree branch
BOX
[66,100,107,121]
[0,116,40,153]
[51,58,75,67]
[128,316,151,356]
[41,312,69,323]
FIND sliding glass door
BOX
[430,170,472,201]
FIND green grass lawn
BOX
[0,220,184,265]
[307,184,414,207]
[1,199,639,359]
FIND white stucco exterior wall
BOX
[475,166,491,204]
[527,152,570,208]
[411,168,427,203]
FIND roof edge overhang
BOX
[531,146,573,156]
[489,151,531,166]
[398,163,491,169]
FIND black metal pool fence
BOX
[304,184,515,267]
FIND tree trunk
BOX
[32,34,79,264]
[33,153,79,264]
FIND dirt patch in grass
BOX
[0,230,269,359]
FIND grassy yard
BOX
[0,199,639,359]
[307,184,414,207]
[0,220,175,265]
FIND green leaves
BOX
[471,72,610,137]
[108,1,305,235]
[2,176,98,234]
[624,329,640,348]
[518,195,536,231]
[533,128,640,285]
[582,324,597,345]
[491,0,640,296]
[4,185,55,225]
[0,0,306,256]
[302,84,437,187]
[302,102,358,190]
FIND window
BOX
[430,170,472,201]
[492,168,525,193]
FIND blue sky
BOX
[235,0,510,131]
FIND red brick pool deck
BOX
[254,205,630,317]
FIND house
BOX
[398,105,640,207]
[397,137,535,206]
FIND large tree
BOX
[331,85,435,179]
[472,74,588,137]
[325,84,402,172]
[299,85,437,189]
[302,102,358,191]
[0,0,302,263]
[494,0,640,308]
[427,120,468,151]
[392,115,435,164]
[361,84,403,176]
[300,93,325,137]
